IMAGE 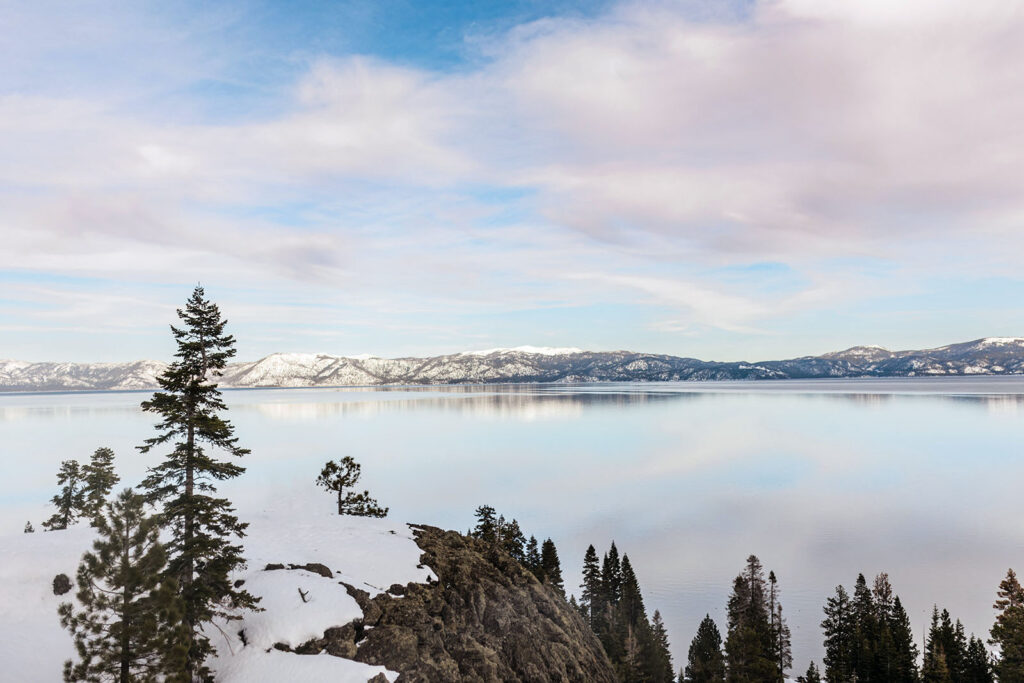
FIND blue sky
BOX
[3,0,1024,362]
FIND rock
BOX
[387,583,406,596]
[263,562,333,578]
[52,573,72,596]
[305,525,616,682]
[291,562,333,578]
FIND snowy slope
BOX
[0,496,435,682]
[7,337,1024,392]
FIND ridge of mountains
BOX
[3,337,1024,393]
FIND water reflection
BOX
[2,378,1024,673]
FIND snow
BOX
[977,337,1024,347]
[0,495,433,682]
[210,650,397,683]
[462,345,584,356]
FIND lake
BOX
[3,376,1023,673]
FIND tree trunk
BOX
[121,521,131,683]
[184,418,195,680]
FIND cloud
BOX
[3,0,1024,357]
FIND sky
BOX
[3,0,1024,362]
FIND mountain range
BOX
[3,338,1024,393]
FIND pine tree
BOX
[500,518,526,562]
[315,456,388,517]
[797,661,822,683]
[59,489,187,682]
[540,538,565,597]
[473,505,497,544]
[82,446,120,521]
[645,610,675,683]
[137,285,258,680]
[685,615,726,683]
[42,459,86,531]
[963,635,993,683]
[725,555,776,682]
[768,570,792,681]
[526,536,543,579]
[24,521,34,533]
[822,584,856,683]
[991,568,1024,683]
[581,544,602,629]
[923,607,954,683]
[620,555,647,628]
[603,542,623,605]
[852,573,877,682]
[889,595,920,683]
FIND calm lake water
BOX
[3,377,1024,673]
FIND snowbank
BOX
[0,495,434,682]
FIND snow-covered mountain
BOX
[5,338,1024,392]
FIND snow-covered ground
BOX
[0,496,435,682]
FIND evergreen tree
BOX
[768,570,792,681]
[645,610,675,683]
[137,285,258,680]
[43,459,86,531]
[540,538,565,597]
[581,544,602,628]
[24,521,34,533]
[685,615,726,683]
[473,505,497,544]
[889,595,920,683]
[852,573,877,682]
[923,607,954,683]
[526,536,543,579]
[991,568,1024,683]
[59,489,187,682]
[500,518,526,562]
[822,584,856,683]
[82,446,120,521]
[603,542,623,605]
[315,456,388,517]
[724,555,776,682]
[620,555,647,627]
[963,635,993,683]
[797,661,822,683]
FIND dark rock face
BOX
[301,525,616,683]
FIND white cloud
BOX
[4,0,1024,356]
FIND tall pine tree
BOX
[42,460,86,531]
[59,489,187,682]
[724,555,776,682]
[768,570,792,681]
[138,286,258,680]
[991,568,1024,683]
[685,615,726,683]
[822,584,856,683]
[581,544,602,629]
[82,446,120,521]
[540,538,565,597]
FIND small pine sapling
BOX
[316,456,388,517]
[24,521,34,533]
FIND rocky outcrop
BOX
[298,525,616,683]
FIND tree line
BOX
[681,565,1024,683]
